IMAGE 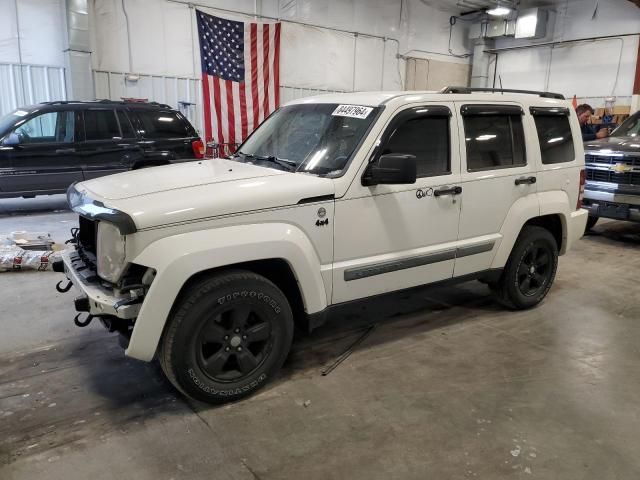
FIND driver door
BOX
[3,109,83,195]
[332,103,462,304]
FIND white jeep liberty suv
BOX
[56,87,588,404]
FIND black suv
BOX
[0,100,204,198]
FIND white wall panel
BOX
[494,0,640,104]
[0,64,66,115]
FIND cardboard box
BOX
[590,115,602,124]
[612,106,630,115]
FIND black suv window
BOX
[463,106,526,171]
[117,111,136,138]
[84,110,121,141]
[136,111,188,138]
[531,109,575,164]
[382,108,450,178]
[14,111,74,144]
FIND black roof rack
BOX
[440,86,565,100]
[40,99,173,108]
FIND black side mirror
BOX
[2,133,20,147]
[362,153,417,186]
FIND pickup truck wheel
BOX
[491,226,558,310]
[159,270,293,404]
[585,215,598,232]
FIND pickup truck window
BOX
[612,112,640,137]
[235,103,380,176]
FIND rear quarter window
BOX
[136,111,190,139]
[532,114,575,164]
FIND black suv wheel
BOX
[491,226,559,310]
[159,270,294,404]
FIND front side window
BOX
[137,111,188,138]
[236,103,380,176]
[533,114,575,164]
[84,110,121,141]
[464,113,526,171]
[382,114,450,178]
[13,111,74,144]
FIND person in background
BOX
[576,104,609,141]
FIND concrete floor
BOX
[1,196,640,479]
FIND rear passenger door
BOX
[453,103,539,277]
[132,110,194,161]
[78,108,142,180]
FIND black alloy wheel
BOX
[516,242,553,297]
[196,305,273,382]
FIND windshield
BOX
[611,112,640,138]
[233,103,379,176]
[0,108,33,137]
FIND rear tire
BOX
[491,226,558,310]
[159,270,294,404]
[585,215,599,232]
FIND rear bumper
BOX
[61,249,140,319]
[564,209,588,254]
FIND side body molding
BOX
[126,223,328,361]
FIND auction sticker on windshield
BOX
[332,105,373,119]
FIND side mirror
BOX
[2,133,20,147]
[362,153,417,186]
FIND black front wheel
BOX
[159,270,294,404]
[491,226,559,310]
[585,215,599,232]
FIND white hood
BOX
[77,158,335,230]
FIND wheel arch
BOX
[125,223,328,362]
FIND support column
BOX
[632,39,640,114]
[470,39,494,88]
[63,0,94,100]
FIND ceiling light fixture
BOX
[487,6,511,16]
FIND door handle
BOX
[434,186,462,197]
[515,176,536,185]
[56,148,76,154]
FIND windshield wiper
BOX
[235,151,297,172]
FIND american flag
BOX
[196,10,281,149]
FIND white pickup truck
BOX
[56,87,588,404]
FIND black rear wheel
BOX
[492,226,558,310]
[159,270,293,404]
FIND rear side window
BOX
[117,111,136,138]
[463,108,526,171]
[136,111,188,138]
[382,107,451,178]
[532,114,575,164]
[84,110,121,141]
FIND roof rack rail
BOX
[40,99,173,109]
[440,86,565,100]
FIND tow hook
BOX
[56,280,73,293]
[74,313,94,327]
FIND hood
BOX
[584,136,640,155]
[77,158,335,230]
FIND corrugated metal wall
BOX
[0,63,66,116]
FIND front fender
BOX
[126,223,328,361]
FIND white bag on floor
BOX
[0,246,62,272]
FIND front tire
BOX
[491,226,558,310]
[159,270,294,404]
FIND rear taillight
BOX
[192,139,205,159]
[577,168,586,209]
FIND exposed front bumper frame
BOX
[61,249,140,319]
